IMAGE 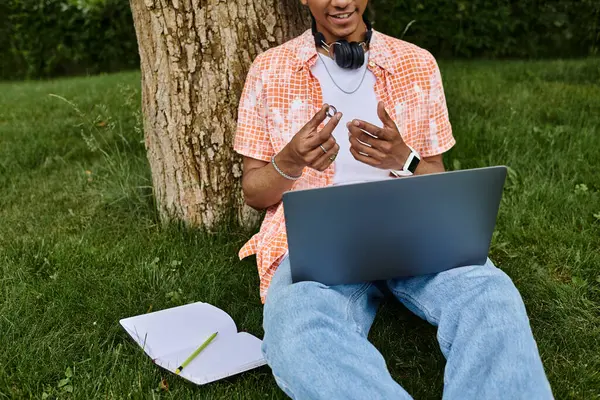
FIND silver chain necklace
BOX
[316,51,369,95]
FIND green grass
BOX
[1,59,599,399]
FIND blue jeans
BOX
[262,257,553,399]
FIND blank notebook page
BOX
[119,302,266,385]
[120,302,238,358]
[157,332,265,385]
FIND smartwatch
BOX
[390,145,420,177]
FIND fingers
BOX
[304,146,327,166]
[350,146,379,167]
[305,104,339,133]
[307,111,342,147]
[377,101,396,129]
[305,136,336,166]
[294,111,339,166]
[348,101,401,140]
[349,136,386,163]
[320,135,337,153]
[347,123,392,153]
[304,104,330,132]
[312,142,341,171]
[348,118,381,138]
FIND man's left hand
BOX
[347,101,410,170]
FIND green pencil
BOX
[175,331,218,375]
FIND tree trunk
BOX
[129,0,309,228]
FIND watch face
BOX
[408,155,420,173]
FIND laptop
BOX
[282,166,507,285]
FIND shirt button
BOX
[369,61,375,67]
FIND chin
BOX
[330,25,358,38]
[323,24,359,42]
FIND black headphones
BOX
[311,13,373,70]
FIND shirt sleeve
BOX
[234,60,274,162]
[420,56,455,157]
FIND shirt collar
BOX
[293,28,397,74]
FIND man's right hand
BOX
[276,104,342,175]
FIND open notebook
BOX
[120,302,267,385]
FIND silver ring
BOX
[326,105,337,118]
[320,144,328,154]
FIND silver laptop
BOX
[282,166,507,285]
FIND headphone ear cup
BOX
[352,44,364,69]
[348,43,357,69]
[334,40,351,69]
[332,40,367,69]
[333,42,341,66]
[359,46,366,68]
[342,43,353,69]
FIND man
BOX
[234,1,553,398]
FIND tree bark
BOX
[129,0,309,228]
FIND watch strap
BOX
[391,146,420,176]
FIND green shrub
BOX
[0,0,599,80]
[373,0,600,58]
[1,0,139,80]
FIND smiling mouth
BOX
[329,11,355,20]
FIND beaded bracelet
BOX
[271,155,302,181]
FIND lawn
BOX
[1,58,599,399]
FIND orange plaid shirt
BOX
[234,28,455,303]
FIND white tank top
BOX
[311,51,393,185]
